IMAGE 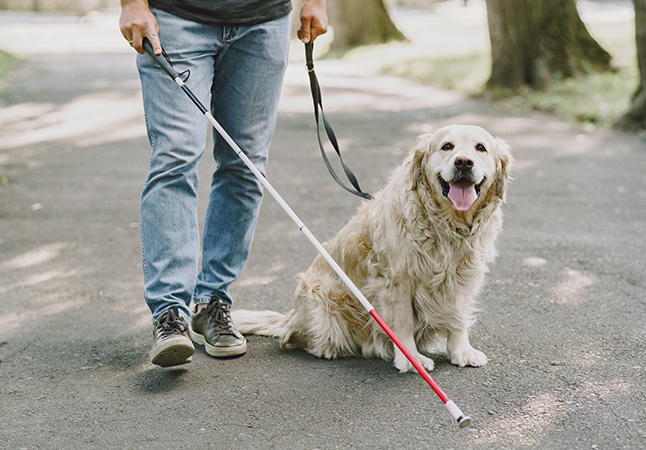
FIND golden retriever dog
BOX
[232,125,512,372]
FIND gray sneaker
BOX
[150,306,195,367]
[191,297,247,358]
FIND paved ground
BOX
[1,3,645,449]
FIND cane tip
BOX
[458,416,471,428]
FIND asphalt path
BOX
[1,5,645,450]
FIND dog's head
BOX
[410,125,512,214]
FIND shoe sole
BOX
[190,326,247,358]
[150,336,195,367]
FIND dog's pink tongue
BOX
[448,184,477,211]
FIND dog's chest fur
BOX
[368,185,503,331]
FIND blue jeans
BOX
[137,8,291,323]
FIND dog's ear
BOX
[493,138,513,201]
[408,134,433,191]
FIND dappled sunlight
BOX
[236,275,278,288]
[0,86,145,150]
[1,242,69,269]
[522,257,548,267]
[236,260,290,289]
[342,1,489,71]
[0,261,145,336]
[114,304,154,334]
[33,295,83,316]
[1,242,88,332]
[405,112,606,171]
[1,299,80,334]
[281,17,467,115]
[550,268,596,305]
[0,266,85,297]
[563,337,610,369]
[0,102,57,127]
[578,379,633,399]
[470,392,565,446]
[20,269,77,288]
[507,131,602,172]
[320,137,354,154]
[0,11,131,55]
[279,58,465,114]
[478,115,571,135]
[470,378,634,447]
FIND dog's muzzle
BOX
[439,159,484,212]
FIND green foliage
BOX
[0,49,18,81]
[384,53,490,95]
[0,50,18,187]
[379,20,638,130]
[0,49,19,110]
[495,67,637,130]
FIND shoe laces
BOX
[158,307,188,336]
[205,299,236,335]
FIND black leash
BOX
[305,42,372,200]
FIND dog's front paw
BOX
[449,347,488,367]
[394,352,435,373]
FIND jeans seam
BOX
[140,103,153,295]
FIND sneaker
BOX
[150,306,195,367]
[191,297,247,358]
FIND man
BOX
[119,0,328,367]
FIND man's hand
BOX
[119,0,161,55]
[298,0,328,44]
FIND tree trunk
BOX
[486,0,615,91]
[328,0,406,50]
[616,0,646,132]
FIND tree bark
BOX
[486,0,615,91]
[616,0,646,132]
[327,0,406,50]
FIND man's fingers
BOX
[299,16,328,44]
[119,3,161,54]
[146,33,162,55]
[299,0,328,44]
[131,33,162,55]
[129,31,143,54]
[298,17,311,44]
[124,30,161,55]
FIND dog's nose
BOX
[454,157,474,171]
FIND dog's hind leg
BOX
[280,329,309,350]
[277,309,310,350]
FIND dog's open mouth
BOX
[440,176,484,212]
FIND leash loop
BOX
[305,42,372,200]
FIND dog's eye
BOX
[475,143,487,152]
[441,142,454,151]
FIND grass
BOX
[0,49,19,102]
[497,67,637,130]
[384,52,491,96]
[0,50,18,81]
[376,18,639,130]
[0,49,19,186]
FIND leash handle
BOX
[305,43,372,200]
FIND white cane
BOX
[142,38,471,428]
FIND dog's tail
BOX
[231,309,290,338]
